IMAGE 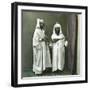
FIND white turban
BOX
[36,18,44,28]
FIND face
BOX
[39,22,44,29]
[55,27,60,35]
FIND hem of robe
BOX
[33,71,42,74]
[33,66,46,74]
[52,67,64,72]
[33,68,42,74]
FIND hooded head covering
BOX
[53,22,62,35]
[51,22,64,40]
[36,18,44,29]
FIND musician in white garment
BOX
[33,18,51,74]
[51,23,68,72]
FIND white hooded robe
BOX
[51,23,68,72]
[33,19,51,74]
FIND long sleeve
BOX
[51,33,65,40]
[33,29,40,47]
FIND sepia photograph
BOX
[11,2,87,87]
[22,11,77,77]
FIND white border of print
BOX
[17,5,85,84]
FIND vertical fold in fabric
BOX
[67,14,77,74]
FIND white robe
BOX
[33,28,51,74]
[51,33,66,72]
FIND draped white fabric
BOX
[51,23,68,72]
[33,19,51,74]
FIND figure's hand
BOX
[65,41,68,47]
[39,38,45,42]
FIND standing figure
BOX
[33,18,51,74]
[51,23,68,72]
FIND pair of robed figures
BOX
[33,18,68,74]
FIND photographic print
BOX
[11,2,88,87]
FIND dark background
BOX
[21,10,78,77]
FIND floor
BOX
[22,67,74,77]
